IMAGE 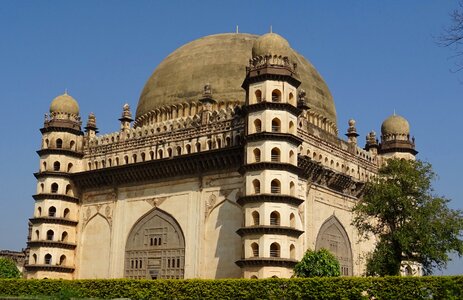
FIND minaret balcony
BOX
[36,148,84,158]
[245,132,303,146]
[25,264,75,273]
[34,171,72,179]
[236,226,304,238]
[32,193,79,203]
[29,217,78,226]
[237,194,304,206]
[27,240,77,250]
[239,162,301,175]
[244,101,302,116]
[235,257,298,268]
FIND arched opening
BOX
[289,92,295,105]
[51,183,58,194]
[37,207,42,216]
[176,146,182,156]
[207,140,212,150]
[251,242,259,257]
[40,183,44,193]
[250,275,258,279]
[61,231,68,242]
[56,139,62,149]
[252,179,260,194]
[270,211,280,226]
[270,179,281,194]
[271,118,281,132]
[35,230,39,240]
[42,162,47,171]
[53,161,60,171]
[115,157,120,166]
[108,158,112,167]
[46,230,54,241]
[158,149,163,159]
[45,139,49,148]
[271,148,280,162]
[132,154,137,163]
[254,119,262,133]
[125,208,185,279]
[270,243,280,257]
[149,151,154,160]
[70,140,75,149]
[290,181,295,196]
[289,121,295,134]
[63,208,70,219]
[217,139,222,148]
[225,136,231,147]
[251,211,260,226]
[32,253,37,264]
[271,89,281,102]
[167,148,172,157]
[185,144,191,154]
[254,90,262,103]
[141,152,146,162]
[290,213,296,228]
[289,150,295,164]
[67,163,73,172]
[59,255,66,265]
[195,142,201,152]
[253,148,261,162]
[124,156,129,164]
[44,254,52,265]
[65,184,72,196]
[48,206,56,217]
[290,244,296,259]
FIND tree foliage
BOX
[0,258,21,279]
[352,158,463,276]
[439,0,463,73]
[294,248,340,277]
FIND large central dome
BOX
[136,33,337,127]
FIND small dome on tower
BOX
[252,33,291,58]
[49,92,80,115]
[381,114,410,136]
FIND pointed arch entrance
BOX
[315,216,353,276]
[124,208,185,279]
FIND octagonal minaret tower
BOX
[379,114,417,160]
[26,92,84,279]
[237,33,304,279]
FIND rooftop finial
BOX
[64,88,68,95]
[270,25,273,33]
[393,109,396,116]
[236,25,239,34]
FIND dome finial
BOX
[236,25,239,34]
[393,109,396,116]
[64,88,68,95]
[270,25,273,33]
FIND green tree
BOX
[294,248,340,277]
[0,257,21,278]
[352,158,463,276]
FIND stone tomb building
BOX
[25,33,417,279]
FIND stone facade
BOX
[25,33,417,279]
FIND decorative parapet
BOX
[235,257,298,268]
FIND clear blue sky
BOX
[0,1,461,275]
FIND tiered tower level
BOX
[26,33,417,279]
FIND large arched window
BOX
[253,148,261,162]
[254,119,262,133]
[251,211,260,226]
[51,183,59,194]
[270,179,281,194]
[271,148,280,162]
[44,254,52,265]
[251,242,259,257]
[271,118,281,132]
[252,179,260,194]
[254,90,262,103]
[46,230,54,241]
[270,243,280,257]
[270,211,280,226]
[271,89,281,102]
[48,206,56,217]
